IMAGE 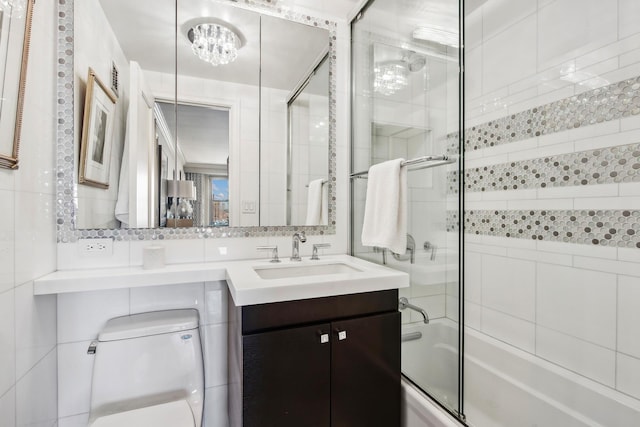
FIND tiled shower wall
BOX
[457,0,640,400]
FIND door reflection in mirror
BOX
[157,101,230,228]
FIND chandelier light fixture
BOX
[373,61,409,96]
[188,23,241,66]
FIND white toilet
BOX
[87,309,204,427]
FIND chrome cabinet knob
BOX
[320,333,329,344]
[337,330,347,341]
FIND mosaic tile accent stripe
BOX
[462,209,640,248]
[446,211,459,233]
[449,75,640,152]
[461,142,640,193]
[56,0,337,242]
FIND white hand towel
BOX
[361,159,407,254]
[305,178,325,225]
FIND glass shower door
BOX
[350,0,463,419]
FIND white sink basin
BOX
[225,254,409,306]
[254,262,362,280]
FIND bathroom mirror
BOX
[63,0,336,238]
[0,0,33,170]
[286,55,330,226]
[260,15,330,226]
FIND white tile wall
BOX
[0,289,16,396]
[14,282,57,379]
[536,326,616,387]
[617,275,640,360]
[482,14,536,94]
[15,349,58,427]
[481,255,535,321]
[57,289,130,344]
[464,0,640,406]
[619,0,640,39]
[481,307,535,353]
[57,341,95,419]
[0,388,16,426]
[616,353,640,400]
[0,0,59,426]
[536,264,616,349]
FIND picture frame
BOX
[79,68,117,188]
[0,0,34,170]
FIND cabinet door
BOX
[242,323,331,427]
[331,312,401,427]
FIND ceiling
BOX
[158,102,229,166]
[97,0,329,91]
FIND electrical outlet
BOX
[79,238,113,256]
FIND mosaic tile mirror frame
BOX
[56,0,338,242]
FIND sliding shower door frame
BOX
[348,0,466,423]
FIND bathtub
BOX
[401,319,640,427]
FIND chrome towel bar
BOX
[349,155,456,179]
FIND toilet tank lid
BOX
[98,309,199,342]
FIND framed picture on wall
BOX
[0,0,34,170]
[79,68,117,188]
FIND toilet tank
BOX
[89,309,204,425]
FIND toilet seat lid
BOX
[89,399,195,427]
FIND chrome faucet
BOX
[399,297,430,324]
[291,231,307,261]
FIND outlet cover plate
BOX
[78,238,113,256]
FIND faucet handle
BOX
[423,241,438,261]
[311,243,331,260]
[256,246,280,263]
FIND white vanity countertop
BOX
[34,255,409,306]
[33,262,227,295]
[225,254,409,306]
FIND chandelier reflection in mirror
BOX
[373,61,409,96]
[188,23,241,66]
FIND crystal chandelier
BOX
[188,23,241,66]
[373,61,409,96]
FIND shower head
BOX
[405,51,426,72]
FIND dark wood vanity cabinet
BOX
[228,289,400,427]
